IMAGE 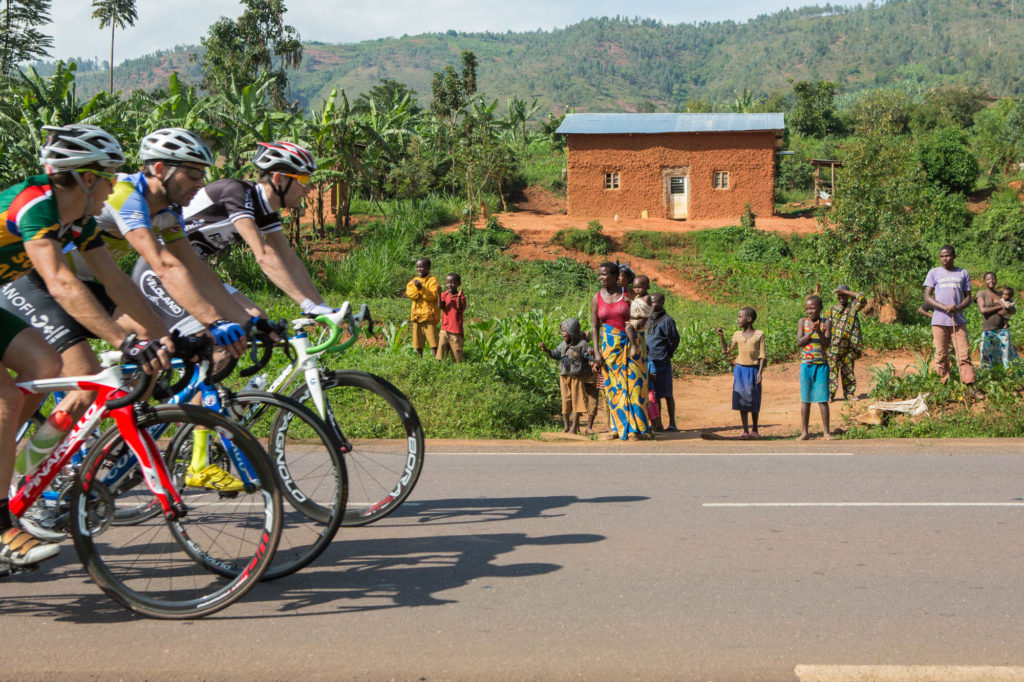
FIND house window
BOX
[713,171,730,189]
[604,172,620,190]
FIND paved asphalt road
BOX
[4,437,1024,681]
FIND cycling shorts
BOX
[130,257,237,336]
[0,308,28,358]
[0,271,116,353]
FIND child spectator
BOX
[405,257,440,357]
[618,263,636,300]
[436,272,467,362]
[540,318,598,434]
[797,295,832,440]
[647,293,680,431]
[717,307,766,439]
[634,275,650,301]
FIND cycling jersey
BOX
[183,179,282,260]
[0,175,102,284]
[68,172,186,280]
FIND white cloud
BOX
[47,0,854,65]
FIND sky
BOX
[49,0,861,66]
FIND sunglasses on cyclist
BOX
[76,168,117,182]
[282,173,311,188]
[164,163,207,182]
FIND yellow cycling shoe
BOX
[185,464,244,492]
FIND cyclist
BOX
[133,141,335,323]
[104,128,252,355]
[0,124,167,565]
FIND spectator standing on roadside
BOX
[825,284,866,401]
[923,245,976,390]
[436,272,467,362]
[976,272,1018,369]
[647,293,680,431]
[540,318,597,434]
[406,257,440,357]
[618,263,636,300]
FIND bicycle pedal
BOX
[217,490,241,499]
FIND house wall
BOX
[565,131,777,221]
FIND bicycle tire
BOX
[289,370,424,526]
[70,404,282,619]
[205,390,346,580]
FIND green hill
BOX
[45,0,1024,111]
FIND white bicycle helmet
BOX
[140,128,214,166]
[39,124,125,172]
[253,141,317,174]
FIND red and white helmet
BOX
[253,141,317,174]
[40,124,125,172]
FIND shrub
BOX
[973,189,1024,268]
[551,220,612,255]
[914,126,979,195]
[428,215,519,260]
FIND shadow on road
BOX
[385,494,650,526]
[1,496,639,622]
[257,531,605,616]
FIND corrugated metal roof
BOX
[556,113,785,135]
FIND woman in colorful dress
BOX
[976,272,1018,368]
[591,262,651,440]
[824,284,866,400]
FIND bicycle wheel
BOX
[208,390,346,580]
[71,404,282,619]
[289,370,424,526]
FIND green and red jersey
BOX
[0,175,102,283]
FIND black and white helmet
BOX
[140,128,214,166]
[253,141,317,174]
[40,124,125,172]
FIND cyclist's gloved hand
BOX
[119,333,164,369]
[300,298,335,316]
[208,319,246,347]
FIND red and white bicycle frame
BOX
[10,365,183,521]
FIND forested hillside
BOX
[36,0,1024,111]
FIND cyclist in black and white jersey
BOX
[131,141,338,334]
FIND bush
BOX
[914,126,979,195]
[621,230,689,260]
[551,220,612,255]
[428,215,519,260]
[973,189,1024,268]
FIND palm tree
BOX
[91,0,137,92]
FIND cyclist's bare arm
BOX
[78,245,172,350]
[235,218,325,307]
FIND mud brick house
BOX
[556,113,785,221]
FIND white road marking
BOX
[430,451,854,456]
[706,502,1024,508]
[795,664,1024,681]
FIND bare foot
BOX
[797,432,810,441]
[823,432,834,440]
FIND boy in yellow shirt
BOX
[406,257,441,356]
